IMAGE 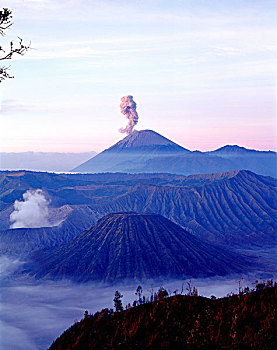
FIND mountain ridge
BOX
[0,169,275,248]
[72,130,276,177]
[210,144,276,155]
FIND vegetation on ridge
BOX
[49,280,276,349]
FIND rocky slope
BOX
[94,170,277,246]
[0,170,276,248]
[27,213,252,282]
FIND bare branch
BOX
[0,37,31,61]
[0,66,13,82]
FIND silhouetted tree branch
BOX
[0,8,30,82]
[0,8,12,35]
[113,291,123,312]
[0,66,11,82]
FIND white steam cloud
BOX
[10,189,50,229]
[119,95,139,135]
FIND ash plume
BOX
[10,189,50,228]
[119,95,139,135]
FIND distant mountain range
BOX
[0,151,97,172]
[1,131,275,177]
[26,213,252,282]
[0,170,276,249]
[73,130,277,178]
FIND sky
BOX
[0,0,276,153]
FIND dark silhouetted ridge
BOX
[49,285,277,349]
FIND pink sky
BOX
[1,0,276,153]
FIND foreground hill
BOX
[49,284,277,349]
[27,213,251,282]
[0,170,276,248]
[72,130,277,177]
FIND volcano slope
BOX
[28,213,253,283]
[72,130,190,173]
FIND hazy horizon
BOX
[1,129,276,154]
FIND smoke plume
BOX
[10,189,50,228]
[119,95,139,134]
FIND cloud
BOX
[0,320,37,350]
[0,274,232,349]
[0,251,274,350]
[0,272,264,349]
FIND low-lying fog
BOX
[0,256,275,350]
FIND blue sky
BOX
[0,0,276,152]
